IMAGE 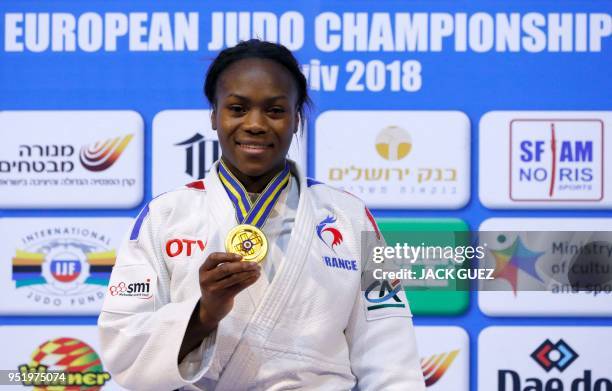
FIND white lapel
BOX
[203,162,268,309]
[216,160,316,388]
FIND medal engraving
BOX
[225,224,268,263]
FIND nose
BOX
[243,109,266,133]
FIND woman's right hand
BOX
[198,252,261,326]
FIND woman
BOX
[98,39,425,390]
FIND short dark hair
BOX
[204,39,311,132]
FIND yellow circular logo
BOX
[375,126,412,161]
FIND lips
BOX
[236,140,273,151]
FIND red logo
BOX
[165,239,207,257]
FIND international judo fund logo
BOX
[18,337,111,389]
[80,134,133,172]
[510,119,603,201]
[11,227,115,307]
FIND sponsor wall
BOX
[1,1,611,390]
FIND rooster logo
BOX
[316,216,343,252]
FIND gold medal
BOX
[225,224,268,263]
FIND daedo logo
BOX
[499,339,612,391]
[510,119,604,201]
[80,134,133,172]
[108,279,152,299]
[11,227,115,308]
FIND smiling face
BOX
[211,58,299,186]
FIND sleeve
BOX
[344,207,426,391]
[97,204,219,391]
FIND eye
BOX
[268,106,286,114]
[228,104,245,113]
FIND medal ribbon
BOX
[218,160,290,228]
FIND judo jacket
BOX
[98,161,426,390]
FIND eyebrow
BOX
[226,93,288,101]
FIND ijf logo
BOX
[531,339,578,373]
[510,119,604,201]
[11,227,115,308]
[80,134,133,172]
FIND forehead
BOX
[216,58,298,101]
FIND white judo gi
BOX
[98,161,425,390]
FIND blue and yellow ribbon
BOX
[218,160,290,228]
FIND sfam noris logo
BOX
[509,119,604,202]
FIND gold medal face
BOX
[225,224,268,263]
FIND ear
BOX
[294,112,300,134]
[211,108,217,131]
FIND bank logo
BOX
[175,133,219,179]
[375,126,412,161]
[80,134,133,172]
[510,119,604,201]
[10,228,116,308]
[490,235,545,295]
[364,279,405,311]
[18,337,111,388]
[316,216,343,252]
[531,339,578,373]
[421,349,459,386]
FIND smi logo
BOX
[316,215,343,252]
[531,339,578,373]
[108,279,152,299]
[80,134,133,172]
[509,119,603,201]
[421,350,459,386]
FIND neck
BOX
[221,157,287,193]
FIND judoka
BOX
[98,39,426,390]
